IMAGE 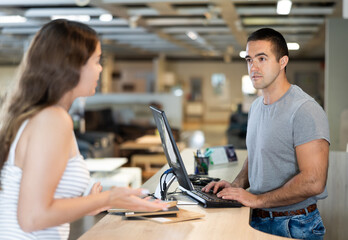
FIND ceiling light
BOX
[75,0,90,7]
[239,51,246,58]
[186,31,198,40]
[51,15,90,22]
[99,13,113,22]
[0,15,27,23]
[277,0,292,15]
[287,42,300,50]
[172,87,183,97]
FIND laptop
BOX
[150,106,243,208]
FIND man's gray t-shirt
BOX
[246,85,330,212]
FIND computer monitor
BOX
[150,106,194,191]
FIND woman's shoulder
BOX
[30,106,73,130]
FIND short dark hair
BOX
[247,28,288,61]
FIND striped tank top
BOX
[0,119,90,239]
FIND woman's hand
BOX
[87,182,109,216]
[108,187,168,212]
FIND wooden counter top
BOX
[79,149,289,240]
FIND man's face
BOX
[245,40,284,90]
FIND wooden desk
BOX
[79,149,288,240]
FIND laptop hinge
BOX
[178,186,206,204]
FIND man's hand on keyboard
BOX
[215,187,259,208]
[202,180,233,195]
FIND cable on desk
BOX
[159,168,173,200]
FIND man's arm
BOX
[231,157,249,189]
[218,139,329,208]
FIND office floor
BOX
[69,121,228,239]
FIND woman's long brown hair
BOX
[0,19,98,183]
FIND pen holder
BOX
[194,156,210,175]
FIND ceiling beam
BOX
[0,0,76,6]
[236,7,334,15]
[146,18,225,26]
[91,0,204,56]
[24,7,108,17]
[242,17,325,25]
[299,0,342,58]
[103,0,210,3]
[212,0,247,49]
[147,2,176,15]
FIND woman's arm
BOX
[17,107,166,232]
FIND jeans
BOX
[250,209,325,240]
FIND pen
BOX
[205,148,214,165]
[197,149,204,157]
[197,149,202,157]
[204,148,213,157]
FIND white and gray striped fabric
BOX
[0,119,90,239]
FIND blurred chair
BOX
[226,104,248,149]
[76,131,115,158]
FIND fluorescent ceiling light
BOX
[99,13,113,22]
[186,31,198,40]
[51,15,90,22]
[0,15,27,23]
[239,51,246,58]
[277,0,292,15]
[287,42,300,50]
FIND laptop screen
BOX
[150,106,194,191]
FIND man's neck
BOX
[262,78,291,105]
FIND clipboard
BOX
[107,201,178,214]
[124,206,179,217]
[108,201,205,224]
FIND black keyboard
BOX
[188,174,220,186]
[191,186,243,208]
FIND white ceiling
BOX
[0,0,343,64]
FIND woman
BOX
[0,19,167,239]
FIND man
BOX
[203,28,330,239]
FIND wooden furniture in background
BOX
[122,135,185,181]
[130,154,167,180]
